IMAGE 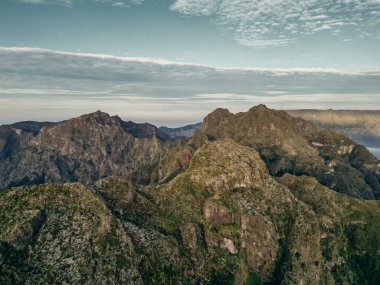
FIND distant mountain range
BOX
[287,109,380,158]
[159,123,202,139]
[1,105,380,284]
[1,106,379,198]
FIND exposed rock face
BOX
[1,105,380,284]
[1,140,380,284]
[0,111,185,190]
[99,140,380,284]
[2,106,379,200]
[193,105,380,199]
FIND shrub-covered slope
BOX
[1,140,380,284]
[0,183,142,284]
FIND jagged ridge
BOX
[2,140,380,284]
[193,104,380,199]
[0,110,182,189]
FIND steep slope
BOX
[192,105,380,199]
[93,177,192,284]
[2,140,380,284]
[0,111,185,190]
[95,140,380,284]
[2,107,379,200]
[0,183,142,284]
[278,174,380,285]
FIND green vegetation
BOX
[1,139,380,284]
[0,184,141,284]
[245,272,262,285]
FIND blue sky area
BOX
[0,0,379,125]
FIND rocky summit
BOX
[0,110,187,189]
[194,104,380,199]
[1,105,380,285]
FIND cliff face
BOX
[0,111,185,190]
[149,140,380,284]
[2,140,379,284]
[193,105,380,199]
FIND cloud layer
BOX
[0,47,379,125]
[14,0,380,47]
[171,0,380,47]
[18,0,144,7]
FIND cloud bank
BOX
[0,47,379,126]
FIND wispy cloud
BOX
[2,47,367,75]
[0,47,379,125]
[14,0,380,47]
[17,0,144,7]
[171,0,380,47]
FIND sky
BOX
[0,0,380,126]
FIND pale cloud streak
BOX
[18,0,143,7]
[2,47,367,74]
[0,47,379,125]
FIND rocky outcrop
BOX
[0,183,143,284]
[164,141,380,284]
[1,140,380,284]
[0,111,185,190]
[193,105,380,199]
[2,106,379,200]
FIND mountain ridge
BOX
[0,110,185,190]
[1,106,379,200]
[1,105,380,284]
[1,139,380,284]
[193,105,380,199]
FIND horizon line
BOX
[2,105,380,128]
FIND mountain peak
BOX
[249,104,269,112]
[201,108,233,131]
[88,110,111,118]
[211,107,232,116]
[248,104,285,118]
[77,110,122,127]
[196,105,380,199]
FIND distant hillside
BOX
[287,110,380,158]
[159,123,201,139]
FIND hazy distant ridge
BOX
[287,109,380,158]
